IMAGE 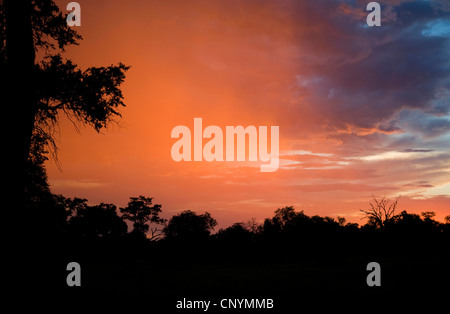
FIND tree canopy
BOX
[164,210,218,241]
[120,196,165,237]
[1,0,129,170]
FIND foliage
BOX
[68,202,127,238]
[164,210,217,241]
[360,195,399,230]
[120,196,166,237]
[1,0,129,162]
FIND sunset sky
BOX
[47,0,450,227]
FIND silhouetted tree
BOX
[2,0,128,165]
[343,222,359,232]
[1,0,129,226]
[337,216,346,227]
[164,210,217,241]
[244,218,262,234]
[23,132,69,236]
[216,223,253,243]
[69,202,127,238]
[445,215,450,234]
[262,206,306,234]
[120,196,165,238]
[273,206,299,228]
[390,211,424,233]
[421,211,436,220]
[24,131,53,210]
[262,206,312,236]
[59,196,90,219]
[420,211,441,233]
[309,215,340,233]
[360,195,399,230]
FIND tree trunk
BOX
[5,0,36,171]
[4,0,40,303]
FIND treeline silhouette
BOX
[22,134,450,307]
[43,195,450,253]
[26,157,450,306]
[26,151,450,265]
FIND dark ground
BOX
[26,235,449,312]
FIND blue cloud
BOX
[290,0,450,139]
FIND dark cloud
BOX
[401,149,434,153]
[287,0,450,138]
[402,180,434,188]
[397,109,450,138]
[426,102,450,116]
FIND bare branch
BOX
[360,195,401,229]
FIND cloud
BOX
[50,179,108,189]
[281,0,450,143]
[402,181,434,188]
[402,149,434,153]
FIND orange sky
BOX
[47,0,450,227]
